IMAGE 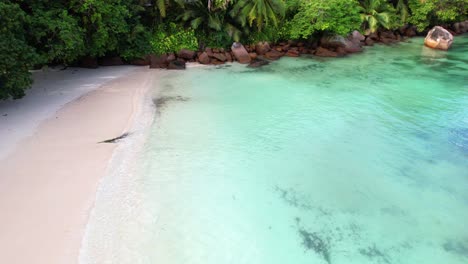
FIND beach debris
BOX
[99,132,130,143]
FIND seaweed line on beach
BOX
[98,132,130,143]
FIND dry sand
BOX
[0,67,156,264]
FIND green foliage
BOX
[151,23,198,54]
[284,0,302,18]
[72,0,132,57]
[116,2,153,59]
[196,30,233,48]
[231,0,286,31]
[176,0,244,42]
[2,0,468,101]
[246,25,283,43]
[395,0,409,24]
[359,0,397,33]
[288,0,362,39]
[27,3,85,64]
[0,2,38,100]
[409,0,468,31]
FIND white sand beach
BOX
[0,66,157,264]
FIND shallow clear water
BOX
[83,36,468,264]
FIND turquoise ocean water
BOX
[82,36,468,264]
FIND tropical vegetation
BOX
[1,0,467,99]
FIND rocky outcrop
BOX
[150,54,168,68]
[231,42,251,64]
[320,35,347,49]
[453,21,468,34]
[365,38,375,46]
[167,53,176,62]
[255,42,271,55]
[177,49,196,60]
[212,52,227,62]
[314,47,339,57]
[264,49,284,60]
[130,56,150,66]
[248,59,270,68]
[79,56,99,68]
[167,60,186,70]
[319,34,362,54]
[144,24,439,68]
[198,52,210,64]
[349,30,365,44]
[99,56,124,66]
[225,52,233,62]
[286,49,300,57]
[343,41,362,53]
[400,25,417,37]
[424,26,454,50]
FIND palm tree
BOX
[142,0,169,18]
[230,0,285,31]
[175,0,243,41]
[359,0,394,33]
[395,0,409,24]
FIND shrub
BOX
[288,0,362,39]
[151,23,198,55]
[0,2,39,100]
[409,0,468,31]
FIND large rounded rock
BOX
[225,52,233,62]
[212,52,227,62]
[177,49,197,60]
[167,53,176,62]
[150,54,168,68]
[320,35,347,49]
[79,56,99,69]
[231,42,251,64]
[264,49,284,60]
[198,52,210,64]
[286,49,300,57]
[248,59,270,68]
[403,26,417,37]
[454,21,468,34]
[424,26,453,50]
[255,41,271,55]
[167,60,186,70]
[99,56,124,66]
[314,47,338,57]
[349,30,365,45]
[130,56,150,66]
[249,52,258,60]
[343,40,362,53]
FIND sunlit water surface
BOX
[82,36,468,264]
